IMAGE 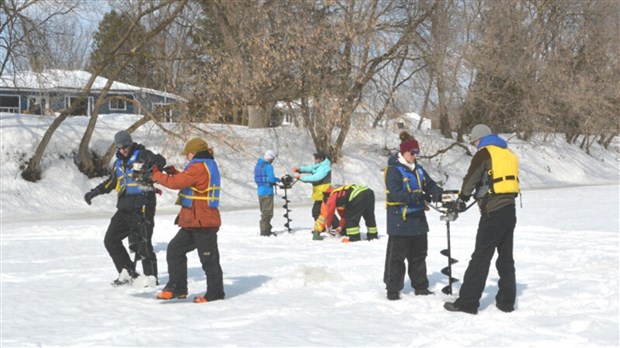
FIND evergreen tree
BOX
[87,10,154,88]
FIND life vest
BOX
[478,145,519,197]
[385,164,426,220]
[178,158,221,209]
[314,184,368,231]
[114,150,146,196]
[254,161,269,185]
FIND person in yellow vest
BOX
[444,124,519,315]
[151,138,225,303]
[312,184,378,242]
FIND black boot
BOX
[387,291,401,301]
[414,288,434,296]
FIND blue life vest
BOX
[254,161,268,185]
[395,165,426,214]
[178,158,221,209]
[114,150,146,196]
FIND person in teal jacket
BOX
[254,150,279,236]
[293,152,339,229]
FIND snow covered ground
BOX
[1,113,619,347]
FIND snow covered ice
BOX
[1,113,618,347]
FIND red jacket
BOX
[153,162,221,230]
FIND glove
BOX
[431,189,442,203]
[163,165,179,175]
[409,191,424,206]
[294,173,301,180]
[456,199,467,213]
[458,194,471,203]
[84,189,99,205]
[293,167,300,173]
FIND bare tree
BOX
[0,0,85,75]
[21,0,188,182]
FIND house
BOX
[0,70,183,121]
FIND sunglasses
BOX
[409,150,420,156]
[117,145,130,150]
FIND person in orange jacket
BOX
[312,184,378,242]
[150,138,225,303]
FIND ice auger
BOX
[429,190,475,295]
[278,174,298,234]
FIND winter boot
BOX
[414,288,434,296]
[496,303,514,313]
[366,233,378,241]
[156,283,188,300]
[111,268,138,287]
[346,233,361,242]
[444,302,478,315]
[387,291,401,301]
[312,231,324,241]
[193,291,225,303]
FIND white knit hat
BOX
[264,150,276,161]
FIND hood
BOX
[478,134,508,149]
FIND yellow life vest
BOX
[484,146,519,195]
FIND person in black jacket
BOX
[84,130,166,286]
[383,131,443,300]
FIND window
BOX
[109,99,127,111]
[0,95,20,113]
[154,103,173,122]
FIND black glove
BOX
[84,189,99,205]
[456,199,467,212]
[458,194,471,203]
[409,191,424,206]
[431,189,443,203]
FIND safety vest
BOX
[178,158,221,209]
[481,146,519,196]
[330,184,368,205]
[385,164,426,220]
[114,150,146,196]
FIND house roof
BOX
[0,69,183,101]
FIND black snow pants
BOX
[166,228,224,298]
[454,204,516,312]
[383,234,429,293]
[104,206,158,279]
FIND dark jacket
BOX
[460,134,517,214]
[93,143,166,211]
[385,154,442,237]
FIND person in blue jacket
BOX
[254,150,280,236]
[293,152,339,230]
[383,131,443,301]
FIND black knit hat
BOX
[114,131,133,148]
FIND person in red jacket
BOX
[151,138,225,303]
[312,184,378,242]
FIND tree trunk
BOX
[247,101,276,128]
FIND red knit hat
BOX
[400,138,420,154]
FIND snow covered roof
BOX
[0,69,183,100]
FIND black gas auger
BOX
[428,190,477,295]
[277,174,299,234]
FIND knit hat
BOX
[400,138,420,154]
[181,138,209,155]
[264,150,276,161]
[470,124,492,142]
[114,131,133,148]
